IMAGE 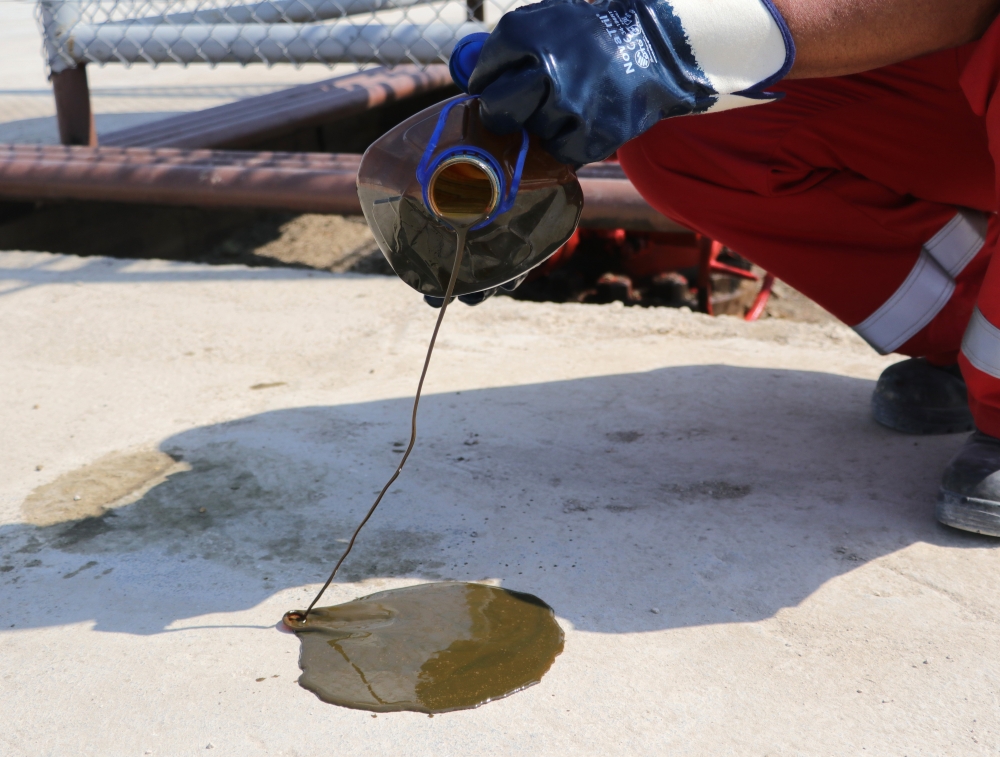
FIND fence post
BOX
[52,65,97,146]
[39,0,97,145]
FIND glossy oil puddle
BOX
[283,582,564,713]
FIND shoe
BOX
[937,430,1000,537]
[871,358,973,434]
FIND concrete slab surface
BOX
[1,251,999,755]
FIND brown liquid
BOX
[428,160,498,226]
[297,227,469,618]
[283,582,564,713]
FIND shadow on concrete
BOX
[1,365,995,635]
[0,208,295,291]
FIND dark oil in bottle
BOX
[357,96,583,299]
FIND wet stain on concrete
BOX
[605,504,643,513]
[662,480,752,501]
[4,436,444,584]
[561,499,590,513]
[338,530,445,582]
[606,431,643,444]
[22,449,187,527]
[63,560,98,579]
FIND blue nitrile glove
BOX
[452,0,794,165]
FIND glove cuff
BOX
[646,0,794,109]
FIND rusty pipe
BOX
[0,145,363,214]
[576,161,687,232]
[577,178,686,232]
[0,144,687,231]
[102,65,456,150]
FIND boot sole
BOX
[872,396,974,435]
[937,490,1000,537]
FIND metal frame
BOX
[38,0,491,145]
[43,19,486,72]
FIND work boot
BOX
[938,431,1000,537]
[871,358,973,434]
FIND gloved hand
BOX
[454,0,794,165]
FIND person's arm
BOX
[781,0,1000,79]
[459,0,1000,165]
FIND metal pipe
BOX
[467,0,485,21]
[0,145,685,232]
[577,178,686,232]
[0,145,363,214]
[101,65,455,149]
[577,163,687,233]
[39,0,83,74]
[45,19,487,73]
[124,0,440,25]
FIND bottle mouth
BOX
[426,154,501,226]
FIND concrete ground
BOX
[2,250,998,755]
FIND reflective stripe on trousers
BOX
[962,306,1000,378]
[854,210,988,354]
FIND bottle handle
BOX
[416,95,529,231]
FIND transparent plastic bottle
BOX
[357,95,583,299]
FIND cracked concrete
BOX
[1,251,998,755]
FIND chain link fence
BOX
[37,0,521,74]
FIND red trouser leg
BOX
[959,19,1000,437]
[619,41,1000,433]
[619,46,996,370]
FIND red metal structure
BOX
[527,158,774,319]
[697,235,775,320]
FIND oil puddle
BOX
[283,582,564,713]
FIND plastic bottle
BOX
[356,95,583,299]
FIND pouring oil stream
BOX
[288,225,469,623]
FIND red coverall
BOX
[618,16,1000,437]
